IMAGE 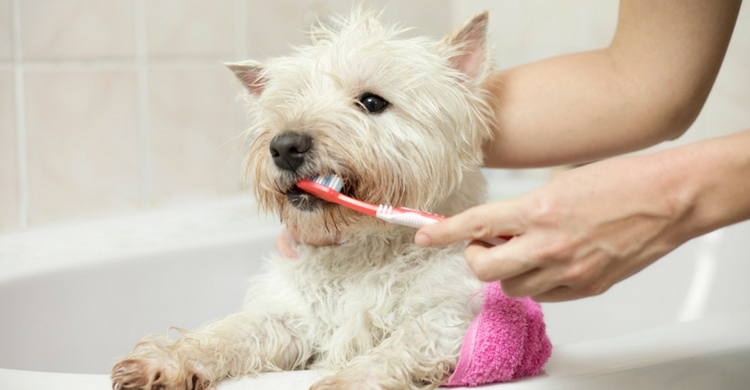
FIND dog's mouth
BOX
[284,176,352,211]
[284,184,321,211]
[283,175,355,212]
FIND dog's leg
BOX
[111,312,311,390]
[310,313,465,390]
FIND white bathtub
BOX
[1,196,750,389]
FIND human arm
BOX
[483,0,742,168]
[277,0,743,256]
[415,129,750,301]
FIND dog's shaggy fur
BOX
[112,9,495,390]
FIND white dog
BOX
[113,9,495,390]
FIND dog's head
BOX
[230,10,493,239]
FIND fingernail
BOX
[415,233,432,247]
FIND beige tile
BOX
[307,0,452,39]
[244,0,454,60]
[376,0,452,39]
[452,0,618,51]
[246,0,312,59]
[148,65,244,204]
[0,71,18,231]
[20,0,135,60]
[729,1,750,50]
[24,69,139,227]
[701,49,750,138]
[145,0,235,59]
[495,46,574,70]
[0,0,11,61]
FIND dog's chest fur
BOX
[251,230,483,368]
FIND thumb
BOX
[415,200,524,247]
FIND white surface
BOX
[1,197,750,389]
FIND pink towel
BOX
[443,281,552,387]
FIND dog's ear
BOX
[443,11,490,83]
[226,61,267,97]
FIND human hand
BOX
[415,154,692,302]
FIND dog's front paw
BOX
[111,351,213,390]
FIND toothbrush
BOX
[297,175,511,246]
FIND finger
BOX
[275,228,299,259]
[530,286,585,302]
[415,200,524,247]
[463,238,538,281]
[500,267,563,298]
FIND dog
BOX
[112,9,495,390]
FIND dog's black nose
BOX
[269,132,312,172]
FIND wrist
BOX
[649,130,750,243]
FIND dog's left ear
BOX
[443,11,490,83]
[226,61,267,97]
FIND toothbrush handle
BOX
[377,206,511,246]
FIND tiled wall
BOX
[0,0,452,232]
[453,0,620,69]
[1,0,749,232]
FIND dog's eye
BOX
[358,93,389,114]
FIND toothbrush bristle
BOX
[309,174,343,192]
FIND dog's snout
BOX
[269,132,312,171]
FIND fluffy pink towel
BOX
[443,281,552,387]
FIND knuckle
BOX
[467,216,493,240]
[580,280,610,297]
[562,258,596,282]
[465,249,495,281]
[525,196,563,227]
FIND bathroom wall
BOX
[0,0,451,232]
[1,0,749,233]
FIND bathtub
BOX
[1,196,750,389]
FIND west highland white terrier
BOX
[113,9,497,390]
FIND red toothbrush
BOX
[297,175,511,246]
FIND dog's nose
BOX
[269,132,312,172]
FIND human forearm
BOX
[483,0,742,168]
[482,50,650,167]
[668,129,750,242]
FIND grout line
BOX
[21,59,137,71]
[16,57,229,71]
[232,0,250,139]
[11,0,27,229]
[134,0,151,207]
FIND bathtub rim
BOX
[1,309,749,389]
